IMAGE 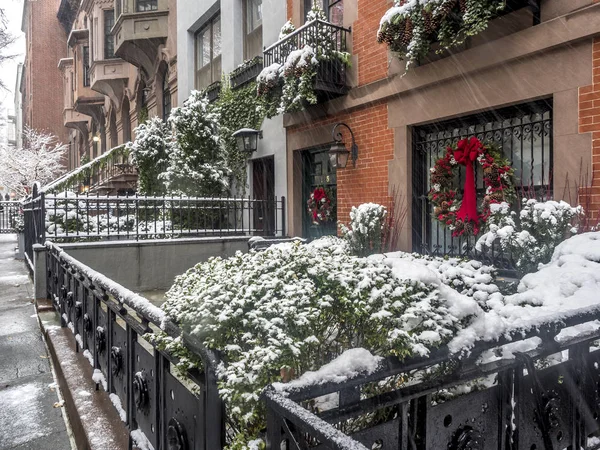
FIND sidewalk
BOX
[0,234,72,450]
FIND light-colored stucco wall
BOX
[177,0,288,230]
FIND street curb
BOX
[38,311,130,450]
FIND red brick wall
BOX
[22,0,68,148]
[578,37,600,220]
[290,102,394,226]
[354,0,390,86]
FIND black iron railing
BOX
[264,304,600,450]
[263,19,350,98]
[0,201,20,233]
[45,242,224,450]
[22,190,286,259]
[88,157,137,195]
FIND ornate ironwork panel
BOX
[412,101,553,270]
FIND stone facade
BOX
[57,0,178,189]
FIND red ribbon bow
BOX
[454,137,483,226]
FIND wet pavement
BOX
[0,234,72,450]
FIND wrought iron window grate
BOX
[412,100,553,273]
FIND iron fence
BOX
[0,201,20,233]
[263,19,350,98]
[45,242,224,450]
[264,304,600,450]
[22,190,285,265]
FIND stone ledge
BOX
[39,311,130,450]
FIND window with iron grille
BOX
[411,100,553,267]
[82,46,90,87]
[104,10,115,59]
[137,0,157,12]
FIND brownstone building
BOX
[272,0,600,252]
[21,0,70,153]
[56,0,177,191]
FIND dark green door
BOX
[302,149,337,239]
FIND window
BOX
[116,0,121,18]
[194,15,221,90]
[82,46,90,87]
[412,101,553,259]
[162,68,171,121]
[304,0,343,25]
[104,10,115,59]
[244,0,263,60]
[137,0,157,12]
[328,0,343,27]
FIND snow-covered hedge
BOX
[160,238,482,449]
[476,199,582,277]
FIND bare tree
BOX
[0,7,16,91]
[0,127,67,197]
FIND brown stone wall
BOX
[23,0,68,147]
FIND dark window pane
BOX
[83,46,90,87]
[104,10,115,59]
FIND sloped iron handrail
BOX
[45,241,225,450]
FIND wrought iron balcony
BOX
[263,19,350,99]
[205,81,221,103]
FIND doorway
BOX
[252,156,275,235]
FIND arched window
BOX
[162,67,171,121]
[122,96,131,143]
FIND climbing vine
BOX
[211,78,266,196]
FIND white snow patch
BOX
[273,348,383,392]
[109,393,127,422]
[92,369,107,391]
[131,428,155,450]
[83,349,94,367]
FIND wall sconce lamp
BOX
[92,134,101,143]
[329,122,358,169]
[232,128,263,155]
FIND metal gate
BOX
[0,201,20,233]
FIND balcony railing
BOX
[263,19,350,98]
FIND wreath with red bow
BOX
[307,187,333,225]
[429,137,515,237]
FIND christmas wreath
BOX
[429,136,515,237]
[307,187,333,225]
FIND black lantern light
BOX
[329,122,358,169]
[232,128,263,154]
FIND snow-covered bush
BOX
[378,252,499,308]
[165,91,230,197]
[127,117,173,195]
[340,203,387,256]
[476,200,583,277]
[159,238,481,449]
[377,0,506,71]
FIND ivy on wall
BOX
[211,79,266,196]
